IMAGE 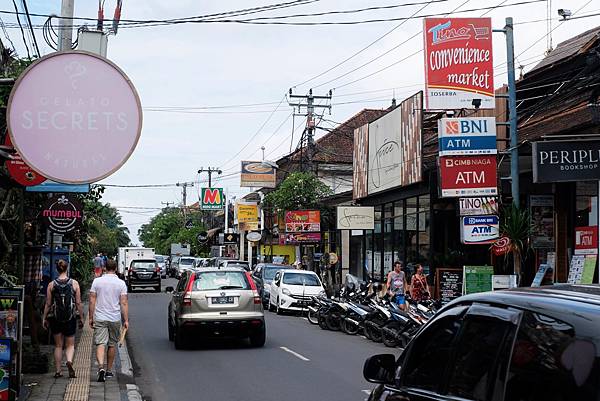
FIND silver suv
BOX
[167,268,266,349]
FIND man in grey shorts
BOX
[89,259,129,382]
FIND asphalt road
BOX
[126,278,401,401]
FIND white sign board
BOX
[461,215,499,244]
[492,275,517,290]
[459,197,498,216]
[368,107,402,195]
[337,206,375,230]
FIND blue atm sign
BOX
[461,215,500,245]
[438,117,497,156]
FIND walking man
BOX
[93,254,105,278]
[42,260,84,378]
[89,259,128,382]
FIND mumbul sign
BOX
[533,140,600,183]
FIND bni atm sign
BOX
[438,117,497,156]
[201,187,224,210]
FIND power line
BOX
[10,0,30,59]
[19,0,39,57]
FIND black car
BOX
[127,259,161,292]
[364,284,600,401]
[251,263,291,307]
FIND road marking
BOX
[279,346,310,361]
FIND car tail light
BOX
[183,273,195,307]
[155,264,160,273]
[245,272,261,305]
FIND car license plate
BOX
[212,296,234,304]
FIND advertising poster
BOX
[284,233,321,244]
[438,117,497,156]
[423,18,494,110]
[575,226,598,255]
[0,338,11,401]
[530,195,554,248]
[567,255,586,284]
[236,203,258,223]
[439,155,497,197]
[459,197,498,216]
[0,298,18,342]
[463,265,494,294]
[581,255,598,284]
[353,124,369,199]
[240,161,276,188]
[531,264,551,287]
[285,211,320,232]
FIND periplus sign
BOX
[423,18,494,110]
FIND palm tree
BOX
[500,203,531,286]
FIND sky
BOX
[3,0,600,245]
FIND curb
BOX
[118,339,142,401]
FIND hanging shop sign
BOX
[463,265,494,294]
[491,236,510,256]
[575,226,598,255]
[336,206,375,230]
[284,232,321,244]
[439,155,497,197]
[367,92,423,195]
[201,188,224,210]
[461,215,499,245]
[246,232,262,242]
[423,18,494,110]
[236,203,259,224]
[3,134,46,187]
[41,194,83,234]
[438,117,497,156]
[530,195,554,249]
[239,222,259,231]
[196,231,208,243]
[240,161,276,188]
[285,210,320,232]
[7,52,142,184]
[459,197,498,216]
[221,233,239,245]
[532,140,600,183]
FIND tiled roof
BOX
[529,26,600,74]
[279,108,389,165]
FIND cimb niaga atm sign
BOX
[439,155,497,197]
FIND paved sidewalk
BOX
[20,314,137,401]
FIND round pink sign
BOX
[7,51,142,184]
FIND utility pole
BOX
[198,167,222,187]
[505,17,520,206]
[176,182,194,219]
[58,0,74,51]
[288,88,332,172]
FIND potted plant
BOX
[499,203,531,286]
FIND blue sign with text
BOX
[438,117,497,156]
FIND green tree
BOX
[263,172,332,212]
[138,208,207,255]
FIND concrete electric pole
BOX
[198,167,222,187]
[288,88,332,172]
[58,0,75,51]
[176,182,194,219]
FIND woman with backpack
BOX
[42,260,84,378]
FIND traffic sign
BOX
[222,233,239,245]
[197,231,208,243]
[185,219,193,229]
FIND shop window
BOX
[419,194,430,213]
[406,197,418,263]
[374,206,383,280]
[418,211,430,264]
[365,231,373,279]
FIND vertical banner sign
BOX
[438,117,497,156]
[7,52,142,184]
[439,155,497,197]
[201,188,224,210]
[423,18,494,110]
[353,124,369,199]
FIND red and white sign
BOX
[575,226,598,255]
[3,134,46,186]
[7,52,142,184]
[439,155,497,197]
[491,236,510,256]
[423,18,494,110]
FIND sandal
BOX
[66,362,76,378]
[54,372,63,378]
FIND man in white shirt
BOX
[89,259,129,382]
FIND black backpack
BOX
[52,279,75,322]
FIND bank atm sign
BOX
[438,117,497,156]
[461,215,499,244]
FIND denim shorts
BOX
[394,294,405,305]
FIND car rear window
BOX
[180,258,194,265]
[193,271,250,291]
[131,261,155,270]
[155,256,164,262]
[264,265,287,280]
[282,272,321,286]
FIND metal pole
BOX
[17,188,24,283]
[506,17,520,205]
[58,0,74,51]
